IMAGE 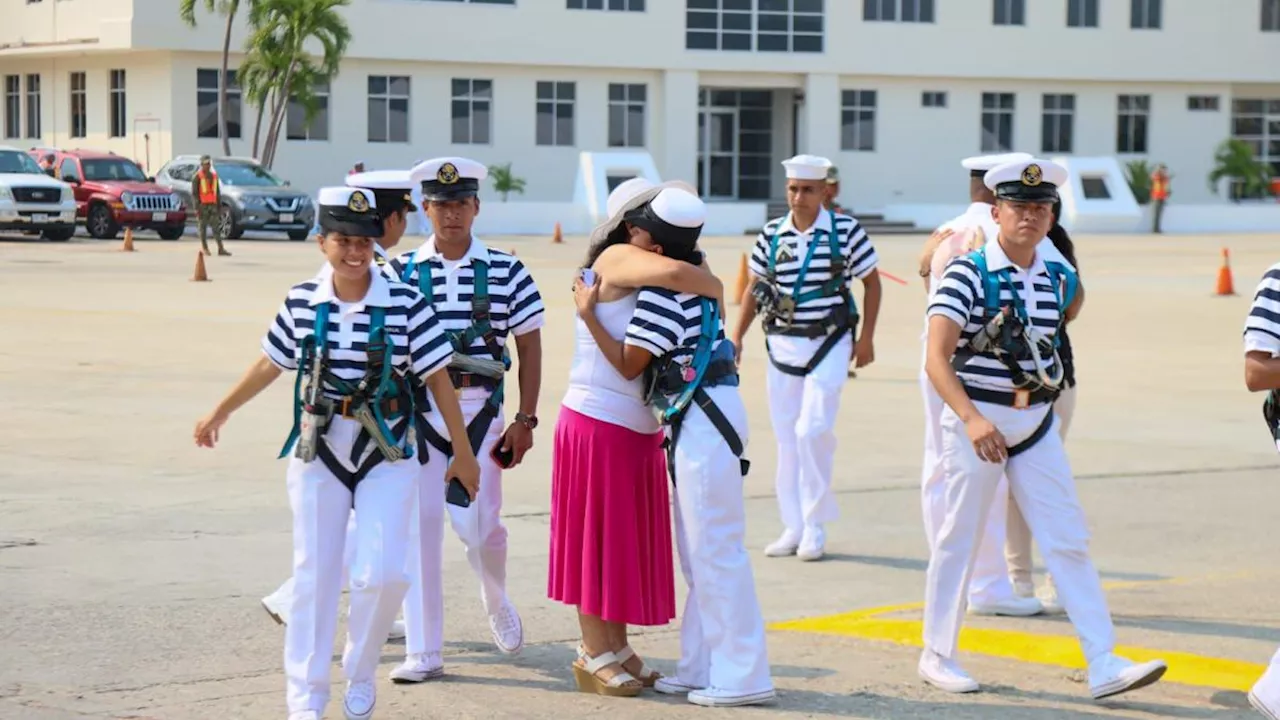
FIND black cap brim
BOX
[319,208,383,237]
[994,182,1058,202]
[369,188,414,217]
[421,177,479,203]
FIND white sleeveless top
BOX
[561,293,660,434]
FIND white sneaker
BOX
[387,619,405,641]
[1249,665,1280,720]
[262,593,288,626]
[688,686,777,707]
[1038,580,1065,615]
[764,532,800,557]
[655,676,704,695]
[918,649,980,693]
[389,653,444,684]
[1087,653,1166,700]
[489,601,524,654]
[797,527,826,562]
[343,680,376,720]
[288,712,318,720]
[1013,580,1036,599]
[968,595,1044,617]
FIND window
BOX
[686,0,824,52]
[1264,0,1280,31]
[451,78,492,145]
[568,0,644,9]
[1041,93,1075,153]
[367,75,410,143]
[608,83,646,147]
[1130,0,1160,29]
[1116,94,1149,153]
[1188,95,1220,111]
[863,0,933,22]
[696,89,772,200]
[993,0,1024,25]
[1230,98,1280,195]
[1067,0,1098,27]
[981,92,1015,151]
[922,91,946,108]
[24,74,40,139]
[757,0,824,53]
[840,89,876,151]
[286,80,329,141]
[1080,176,1111,199]
[69,72,86,138]
[59,158,79,182]
[4,76,18,139]
[109,69,126,138]
[536,81,575,146]
[196,68,241,139]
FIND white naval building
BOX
[0,0,1277,233]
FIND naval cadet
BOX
[921,157,1166,699]
[1243,260,1280,720]
[730,153,882,562]
[193,186,481,720]
[577,186,776,707]
[260,169,420,631]
[390,156,546,683]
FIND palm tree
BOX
[489,163,527,201]
[179,0,244,157]
[245,0,351,168]
[1208,138,1273,201]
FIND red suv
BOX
[32,149,186,240]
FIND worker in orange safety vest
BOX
[193,154,230,256]
[1150,164,1170,234]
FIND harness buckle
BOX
[1013,389,1030,410]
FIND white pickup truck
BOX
[0,145,77,241]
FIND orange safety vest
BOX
[1150,173,1169,201]
[196,169,219,205]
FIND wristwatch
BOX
[515,412,538,430]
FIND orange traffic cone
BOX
[552,222,563,244]
[1215,247,1235,296]
[120,227,135,252]
[731,252,748,305]
[192,250,210,282]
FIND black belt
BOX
[448,370,499,391]
[962,384,1058,409]
[763,297,858,377]
[334,396,404,419]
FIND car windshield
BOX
[81,158,147,182]
[0,150,45,175]
[215,162,284,187]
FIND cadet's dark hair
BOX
[581,223,630,270]
[1048,199,1079,270]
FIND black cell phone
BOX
[446,477,471,508]
[491,444,515,469]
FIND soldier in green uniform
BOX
[192,154,230,257]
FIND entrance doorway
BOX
[695,89,773,200]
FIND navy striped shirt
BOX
[391,238,545,360]
[927,247,1065,392]
[747,211,879,325]
[1244,262,1280,357]
[261,270,453,399]
[624,287,728,370]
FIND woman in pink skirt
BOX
[548,179,724,697]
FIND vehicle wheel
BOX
[41,225,75,242]
[287,229,311,241]
[87,203,120,239]
[220,205,244,240]
[157,225,184,241]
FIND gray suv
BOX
[154,155,314,240]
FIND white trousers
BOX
[670,386,774,693]
[401,394,508,657]
[267,514,356,612]
[284,417,416,714]
[765,334,852,536]
[923,401,1116,662]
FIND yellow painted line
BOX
[770,573,1266,692]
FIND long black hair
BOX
[582,223,630,270]
[1048,199,1079,270]
[581,200,705,269]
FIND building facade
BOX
[0,0,1277,217]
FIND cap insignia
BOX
[347,190,370,213]
[437,162,459,185]
[1021,164,1043,187]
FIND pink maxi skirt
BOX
[547,405,676,626]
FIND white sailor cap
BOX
[606,178,655,218]
[961,152,1035,177]
[316,186,383,237]
[781,154,834,181]
[983,158,1069,203]
[624,187,705,260]
[346,170,414,216]
[410,157,487,201]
